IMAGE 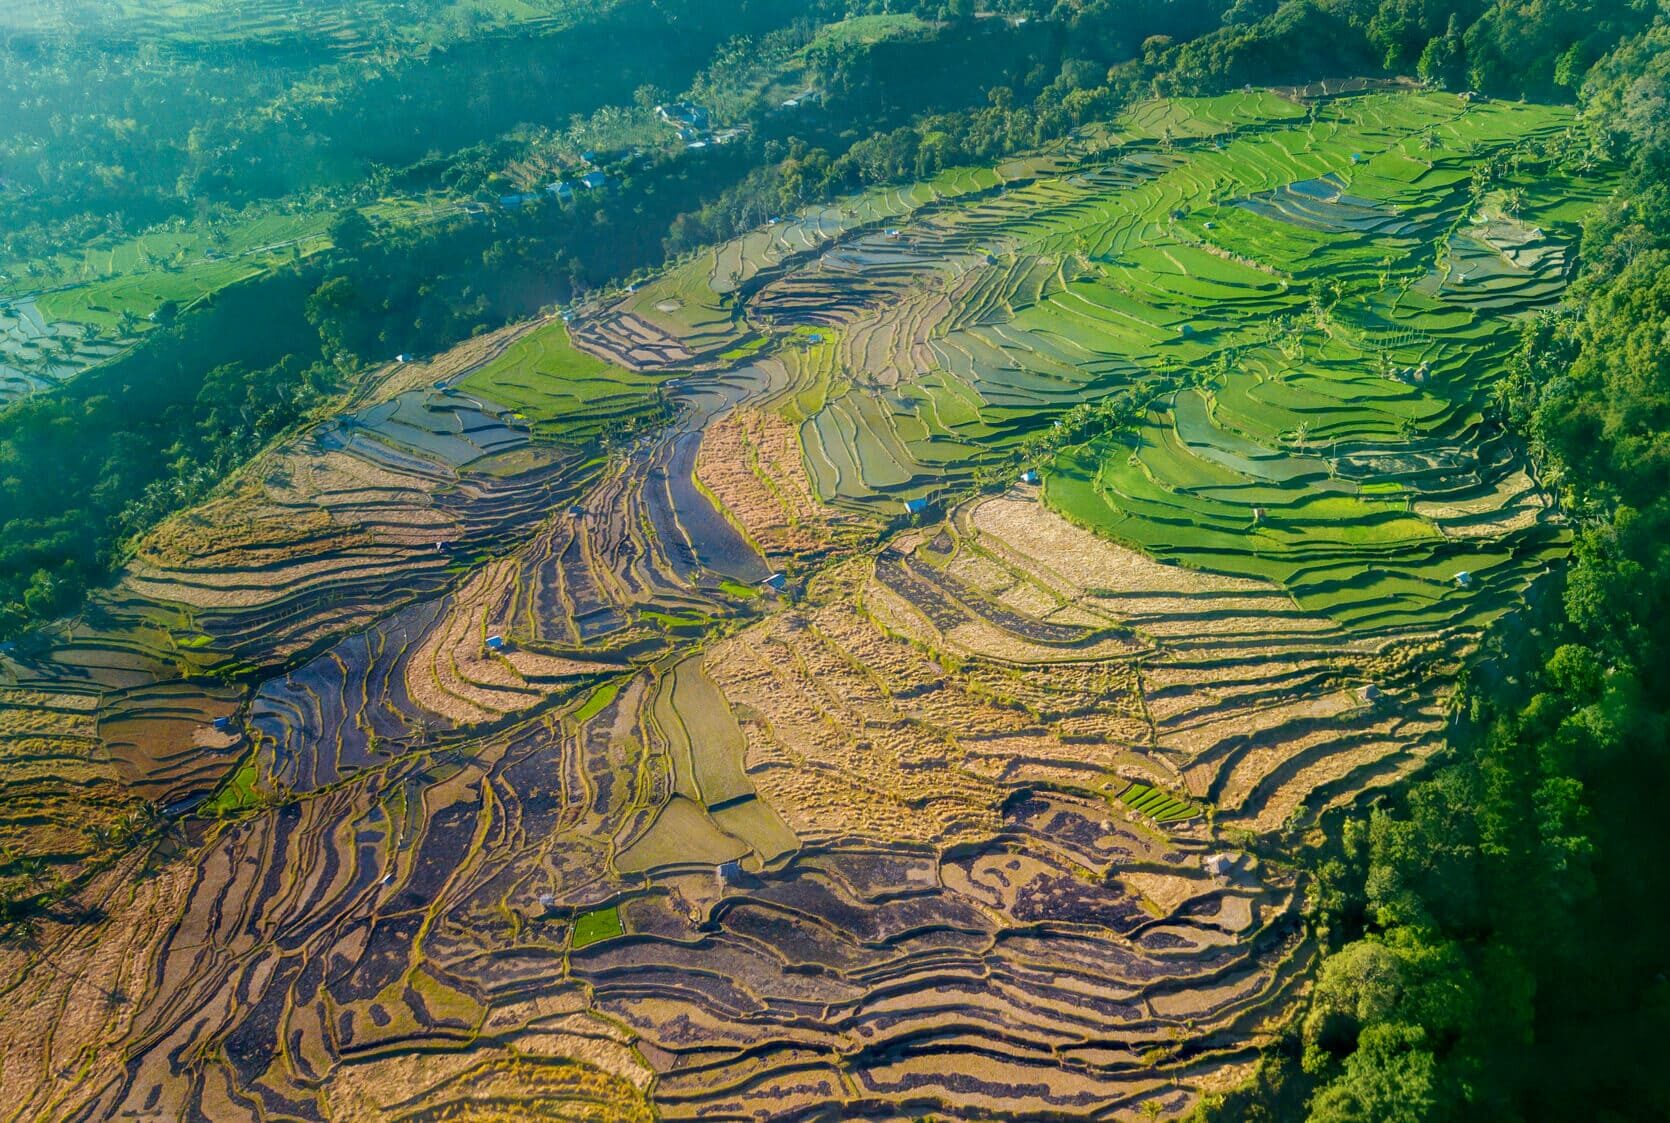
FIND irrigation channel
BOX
[637,361,777,588]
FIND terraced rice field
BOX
[459,318,675,445]
[0,212,335,400]
[0,0,583,51]
[0,89,1612,1120]
[0,298,130,405]
[1,201,469,404]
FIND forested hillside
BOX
[1199,12,1670,1121]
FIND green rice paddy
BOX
[772,89,1608,636]
[202,755,262,817]
[458,320,672,444]
[15,213,331,331]
[571,904,624,948]
[12,199,467,338]
[571,678,625,724]
[1118,782,1199,824]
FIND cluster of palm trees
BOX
[0,799,176,944]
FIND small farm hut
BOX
[1204,853,1237,878]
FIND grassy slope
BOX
[458,319,671,444]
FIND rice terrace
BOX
[0,76,1627,1120]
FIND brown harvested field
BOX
[964,493,1460,831]
[694,402,869,564]
[369,318,546,401]
[404,560,610,725]
[0,853,197,1116]
[568,310,697,370]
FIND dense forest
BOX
[1195,8,1670,1121]
[0,0,820,237]
[3,3,1670,1113]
